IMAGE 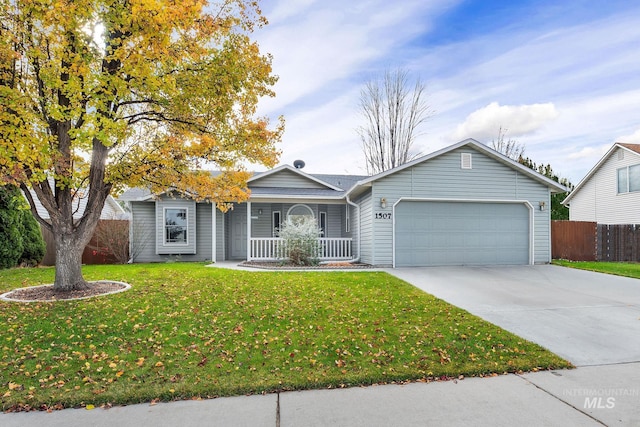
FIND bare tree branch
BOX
[491,126,525,160]
[357,69,433,175]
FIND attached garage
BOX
[394,200,532,267]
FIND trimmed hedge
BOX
[0,185,45,268]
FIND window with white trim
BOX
[286,204,314,225]
[164,208,188,244]
[319,212,327,236]
[618,165,640,194]
[272,211,281,237]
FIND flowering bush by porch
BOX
[277,216,321,266]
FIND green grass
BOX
[0,263,570,411]
[553,259,640,279]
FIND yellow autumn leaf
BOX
[86,404,95,410]
[155,361,164,367]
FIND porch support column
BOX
[246,201,252,261]
[211,203,216,262]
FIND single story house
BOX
[119,138,567,267]
[562,143,640,224]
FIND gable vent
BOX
[618,150,625,160]
[461,153,472,169]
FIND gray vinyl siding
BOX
[194,203,212,260]
[357,191,373,265]
[130,200,213,262]
[516,176,550,263]
[569,147,640,224]
[215,207,225,262]
[371,146,551,265]
[250,203,274,238]
[130,202,156,262]
[326,204,343,238]
[251,169,327,189]
[156,199,197,255]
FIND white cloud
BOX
[257,0,457,115]
[249,1,640,183]
[617,128,640,144]
[567,144,610,160]
[451,102,559,141]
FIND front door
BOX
[230,205,247,259]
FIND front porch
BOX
[222,201,357,262]
[249,237,352,261]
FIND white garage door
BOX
[394,201,530,267]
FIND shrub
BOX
[17,208,46,266]
[0,186,24,269]
[277,216,321,266]
[89,220,130,264]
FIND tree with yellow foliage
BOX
[0,0,283,290]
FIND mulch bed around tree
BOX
[241,261,375,270]
[1,281,130,302]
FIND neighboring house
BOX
[563,143,640,224]
[23,187,128,265]
[25,187,127,221]
[120,138,566,267]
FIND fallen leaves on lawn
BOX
[0,264,570,411]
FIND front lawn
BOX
[0,263,570,411]
[553,259,640,279]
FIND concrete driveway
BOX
[386,265,640,366]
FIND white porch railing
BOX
[249,237,353,261]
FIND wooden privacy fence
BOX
[552,220,640,262]
[598,224,640,262]
[551,221,597,261]
[40,220,129,266]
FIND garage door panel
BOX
[395,201,529,267]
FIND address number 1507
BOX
[375,213,392,219]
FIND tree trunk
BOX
[53,232,89,291]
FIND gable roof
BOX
[346,138,568,197]
[119,139,567,203]
[118,168,369,202]
[562,142,640,205]
[618,143,640,154]
[248,164,343,191]
[248,169,368,200]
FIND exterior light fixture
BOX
[380,198,387,209]
[258,208,263,215]
[539,201,546,211]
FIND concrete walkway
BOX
[2,363,638,426]
[2,264,639,426]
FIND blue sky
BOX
[254,0,640,183]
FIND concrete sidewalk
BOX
[2,362,639,426]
